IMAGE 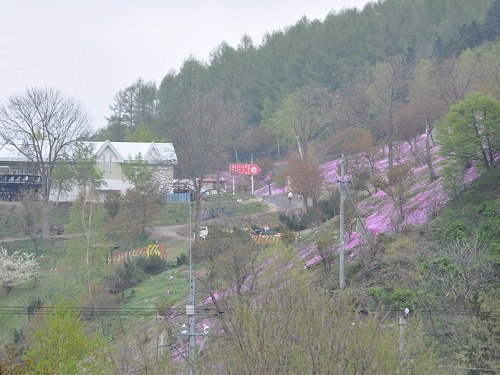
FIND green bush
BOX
[176,253,188,266]
[317,193,339,220]
[420,256,459,279]
[135,255,167,275]
[441,219,469,241]
[367,286,420,309]
[105,260,145,295]
[389,287,418,308]
[279,211,313,231]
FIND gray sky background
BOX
[0,0,371,131]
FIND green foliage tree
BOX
[109,155,166,245]
[125,122,158,142]
[99,78,158,141]
[436,92,500,171]
[68,189,108,300]
[475,41,500,100]
[482,0,500,42]
[24,300,112,374]
[267,84,334,159]
[18,189,43,255]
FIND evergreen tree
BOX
[482,0,500,41]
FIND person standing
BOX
[288,191,293,203]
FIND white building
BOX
[0,140,177,202]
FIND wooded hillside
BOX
[95,0,499,167]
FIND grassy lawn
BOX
[152,198,268,226]
[123,266,189,311]
[0,202,71,239]
[0,195,268,348]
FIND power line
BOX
[0,305,497,319]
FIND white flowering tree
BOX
[0,247,39,292]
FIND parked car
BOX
[199,226,208,239]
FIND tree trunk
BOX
[41,169,51,239]
[425,125,438,182]
[42,198,50,239]
[388,142,394,170]
[85,204,93,300]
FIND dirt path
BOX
[149,223,190,241]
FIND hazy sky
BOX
[0,0,371,131]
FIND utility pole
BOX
[339,153,346,289]
[187,202,196,375]
[250,153,254,195]
[166,195,204,374]
[399,308,410,364]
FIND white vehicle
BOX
[199,226,208,239]
[194,226,209,239]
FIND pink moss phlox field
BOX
[254,183,285,196]
[202,290,223,305]
[202,288,237,306]
[346,232,362,250]
[405,179,447,225]
[321,159,341,184]
[305,254,322,268]
[304,232,363,268]
[298,242,317,260]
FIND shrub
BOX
[105,260,144,295]
[279,210,313,231]
[27,297,43,316]
[317,193,339,220]
[176,253,188,266]
[135,255,167,275]
[441,219,470,241]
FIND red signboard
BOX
[229,163,262,176]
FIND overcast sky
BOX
[0,0,371,131]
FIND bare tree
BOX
[254,157,275,195]
[433,52,481,107]
[371,162,415,231]
[166,88,239,238]
[0,87,90,238]
[409,60,449,182]
[286,153,325,211]
[364,56,413,169]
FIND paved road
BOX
[260,194,304,211]
[149,195,304,241]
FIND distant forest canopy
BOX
[93,0,500,164]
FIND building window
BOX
[108,155,112,173]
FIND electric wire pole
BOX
[187,202,196,375]
[339,153,346,289]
